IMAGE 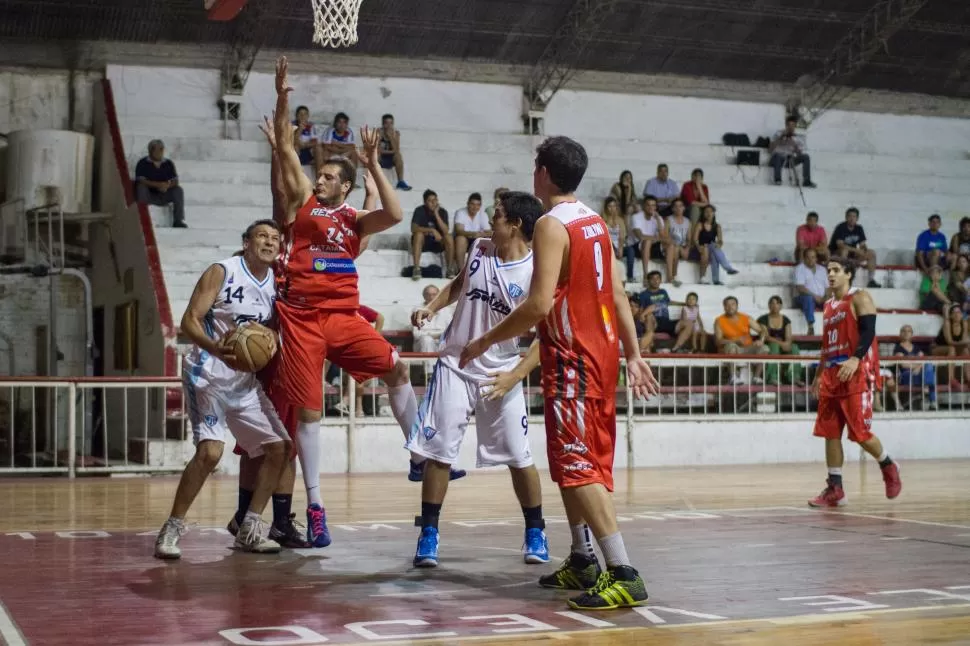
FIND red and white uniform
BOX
[814,287,881,443]
[274,196,396,412]
[537,201,621,491]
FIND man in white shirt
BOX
[412,284,454,372]
[793,248,828,335]
[628,196,666,285]
[453,192,492,263]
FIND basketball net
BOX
[311,0,363,48]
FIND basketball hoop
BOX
[311,0,363,48]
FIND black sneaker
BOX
[567,565,649,610]
[538,553,602,590]
[269,513,312,548]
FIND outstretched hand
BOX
[275,56,293,96]
[357,125,382,170]
[258,114,279,149]
[627,357,660,400]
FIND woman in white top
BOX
[601,196,629,279]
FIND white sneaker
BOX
[154,518,186,559]
[234,516,282,553]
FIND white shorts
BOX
[184,379,287,458]
[406,361,533,468]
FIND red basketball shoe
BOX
[881,462,902,499]
[808,480,847,508]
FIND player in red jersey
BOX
[272,57,461,547]
[461,136,659,610]
[809,257,902,508]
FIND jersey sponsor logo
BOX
[465,288,511,316]
[508,283,524,298]
[562,441,588,455]
[204,414,218,427]
[581,222,605,239]
[563,461,594,472]
[309,244,343,253]
[312,257,357,274]
[234,312,270,326]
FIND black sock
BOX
[421,501,442,529]
[828,473,843,487]
[235,488,253,525]
[272,493,293,528]
[879,456,893,469]
[522,505,544,530]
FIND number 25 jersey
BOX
[819,287,881,398]
[279,196,361,310]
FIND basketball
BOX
[226,323,276,372]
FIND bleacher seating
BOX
[117,113,970,341]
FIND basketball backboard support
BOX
[204,0,248,21]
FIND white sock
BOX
[570,523,596,558]
[388,381,424,464]
[878,451,888,462]
[828,467,842,476]
[297,421,323,507]
[598,531,632,568]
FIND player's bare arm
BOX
[611,259,660,399]
[181,264,237,366]
[839,288,877,382]
[411,256,469,329]
[273,56,313,216]
[260,113,295,226]
[356,126,404,237]
[484,338,540,401]
[459,216,567,367]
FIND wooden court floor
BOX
[1,460,969,645]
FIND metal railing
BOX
[0,354,966,477]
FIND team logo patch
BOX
[313,258,328,272]
[311,257,357,274]
[204,415,218,427]
[601,304,615,343]
[422,426,437,441]
[508,283,524,298]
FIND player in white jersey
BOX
[407,191,549,567]
[154,220,291,559]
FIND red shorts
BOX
[544,397,617,492]
[276,301,397,412]
[813,390,874,443]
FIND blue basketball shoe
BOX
[523,527,550,564]
[413,526,439,567]
[305,503,331,548]
[408,460,467,483]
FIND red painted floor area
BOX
[2,507,970,645]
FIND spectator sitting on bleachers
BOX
[321,112,358,165]
[292,105,320,171]
[932,303,970,390]
[893,324,935,411]
[829,207,880,287]
[643,163,679,217]
[628,294,646,343]
[680,168,710,222]
[950,255,970,313]
[485,187,508,222]
[672,291,705,353]
[601,197,629,278]
[638,271,681,352]
[714,296,770,385]
[412,284,454,369]
[915,214,949,276]
[629,196,666,285]
[378,113,412,191]
[794,248,829,336]
[769,115,816,188]
[919,265,950,313]
[664,198,693,287]
[610,170,638,216]
[692,205,738,285]
[795,211,828,264]
[135,139,186,228]
[758,295,803,385]
[410,189,455,280]
[453,192,491,264]
[949,217,970,269]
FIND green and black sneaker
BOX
[538,553,602,590]
[567,565,648,610]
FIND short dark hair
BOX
[295,105,309,114]
[243,218,281,241]
[768,294,783,306]
[499,191,544,241]
[671,197,685,208]
[928,213,941,222]
[686,291,699,301]
[643,195,657,205]
[807,211,819,221]
[381,113,394,122]
[468,192,482,203]
[723,296,738,306]
[647,270,662,280]
[333,112,350,125]
[691,168,704,177]
[657,163,668,172]
[535,136,588,193]
[960,216,970,229]
[422,189,438,202]
[786,114,798,124]
[845,207,860,218]
[323,157,357,193]
[828,256,857,283]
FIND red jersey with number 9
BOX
[537,201,620,400]
[279,196,361,310]
[819,287,881,398]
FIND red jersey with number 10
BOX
[819,287,881,398]
[279,196,361,311]
[537,201,620,400]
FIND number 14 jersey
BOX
[819,287,881,399]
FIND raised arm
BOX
[181,264,237,367]
[258,114,291,226]
[356,126,404,237]
[273,57,313,216]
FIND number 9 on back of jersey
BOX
[226,323,276,373]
